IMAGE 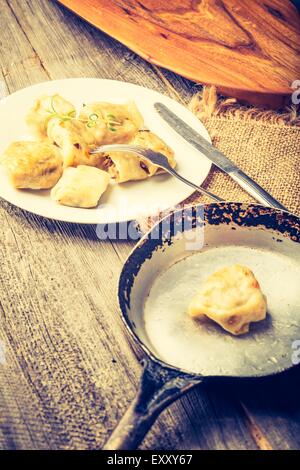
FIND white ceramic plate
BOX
[0,78,212,224]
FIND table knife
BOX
[154,102,287,211]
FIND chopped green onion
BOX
[45,96,76,124]
[89,113,99,121]
[87,121,96,128]
[50,95,58,115]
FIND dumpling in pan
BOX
[188,264,267,336]
[47,118,103,169]
[1,141,63,189]
[79,101,144,145]
[26,94,76,139]
[102,130,176,183]
[51,165,110,208]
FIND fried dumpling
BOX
[47,118,103,169]
[51,165,110,208]
[26,94,76,139]
[78,101,144,144]
[102,152,150,183]
[1,141,63,189]
[101,130,176,183]
[188,264,267,336]
[133,130,176,175]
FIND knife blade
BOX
[155,102,288,211]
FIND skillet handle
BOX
[103,358,200,450]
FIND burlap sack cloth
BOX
[138,87,300,232]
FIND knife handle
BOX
[230,169,288,211]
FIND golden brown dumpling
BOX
[188,264,267,336]
[133,130,176,175]
[47,118,103,169]
[1,141,63,189]
[26,94,76,139]
[103,152,150,183]
[51,165,110,208]
[102,130,176,183]
[78,101,144,145]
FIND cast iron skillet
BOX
[104,203,300,450]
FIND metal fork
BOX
[90,144,224,203]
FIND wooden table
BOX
[1,0,300,451]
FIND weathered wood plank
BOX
[0,1,49,90]
[233,369,300,450]
[0,205,137,450]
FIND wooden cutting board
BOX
[58,0,300,106]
